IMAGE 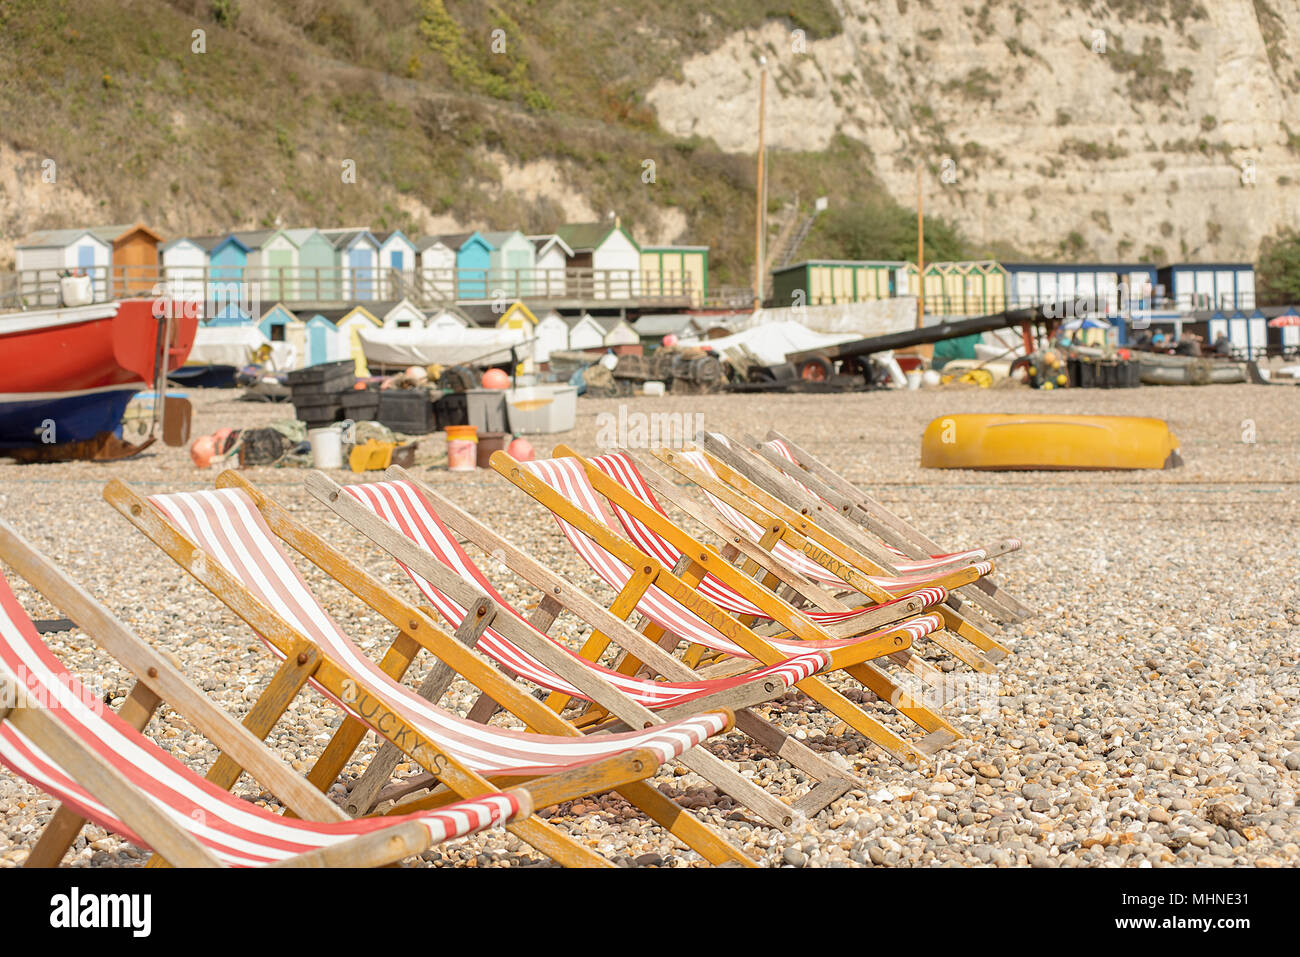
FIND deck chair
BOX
[0,518,533,868]
[634,443,1009,671]
[699,431,1027,629]
[306,468,880,824]
[753,430,1032,621]
[104,477,752,868]
[489,450,967,766]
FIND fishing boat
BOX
[1136,351,1247,385]
[0,299,197,458]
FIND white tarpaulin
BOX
[358,325,534,367]
[732,298,916,337]
[187,324,296,369]
[702,321,862,366]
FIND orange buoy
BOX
[481,368,510,389]
[507,437,535,462]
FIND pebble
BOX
[1,387,1296,869]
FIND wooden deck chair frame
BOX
[0,519,536,868]
[104,477,753,869]
[646,443,1010,674]
[308,467,881,825]
[491,450,962,766]
[720,431,1023,625]
[756,430,1033,621]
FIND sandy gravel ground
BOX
[0,382,1296,867]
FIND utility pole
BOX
[916,166,925,329]
[753,56,767,313]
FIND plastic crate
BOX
[294,399,344,429]
[505,385,578,434]
[286,360,356,392]
[340,388,380,421]
[376,389,434,435]
[464,388,509,433]
[433,391,468,430]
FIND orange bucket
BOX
[446,424,478,471]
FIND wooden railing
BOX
[2,265,701,310]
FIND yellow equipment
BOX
[921,414,1183,470]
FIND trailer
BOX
[784,305,1056,382]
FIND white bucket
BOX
[308,427,343,469]
[906,370,922,390]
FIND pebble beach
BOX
[1,383,1297,868]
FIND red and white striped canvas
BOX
[146,489,729,777]
[517,457,946,659]
[340,479,830,708]
[0,571,528,866]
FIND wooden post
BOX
[917,167,925,329]
[752,57,767,313]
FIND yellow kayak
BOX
[921,414,1183,470]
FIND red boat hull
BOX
[0,300,197,392]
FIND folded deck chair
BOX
[633,443,1008,672]
[0,519,534,868]
[490,451,965,765]
[754,430,1032,621]
[104,478,752,868]
[701,431,1027,630]
[305,468,878,824]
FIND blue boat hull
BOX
[0,388,138,450]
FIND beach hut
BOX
[452,231,493,300]
[202,234,254,324]
[1156,263,1256,313]
[920,261,1009,316]
[14,228,113,303]
[556,220,642,299]
[374,229,419,299]
[284,228,339,301]
[307,304,382,376]
[633,313,705,348]
[530,234,573,298]
[86,224,164,295]
[594,315,642,356]
[480,230,536,298]
[322,229,380,301]
[640,245,709,305]
[370,298,427,330]
[229,229,301,303]
[771,260,912,307]
[417,235,458,302]
[566,313,608,351]
[425,307,471,333]
[1003,263,1158,315]
[457,300,537,332]
[534,309,570,364]
[159,237,208,305]
[256,302,307,369]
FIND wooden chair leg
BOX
[25,680,161,867]
[344,599,496,816]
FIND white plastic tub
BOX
[504,385,577,434]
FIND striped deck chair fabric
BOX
[517,457,945,660]
[147,489,729,778]
[589,451,981,607]
[0,572,527,866]
[759,437,1022,567]
[340,479,831,708]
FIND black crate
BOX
[294,399,344,428]
[377,389,434,434]
[286,360,356,393]
[433,391,468,430]
[340,388,380,421]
